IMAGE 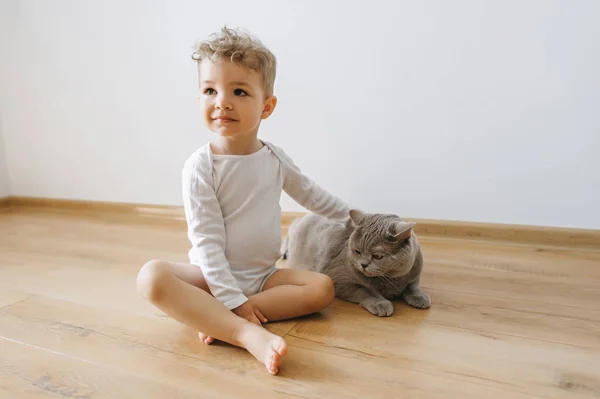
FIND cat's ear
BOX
[349,209,364,227]
[391,221,415,241]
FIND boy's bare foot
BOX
[198,332,214,345]
[236,324,288,375]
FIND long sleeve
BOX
[181,153,248,310]
[269,143,350,224]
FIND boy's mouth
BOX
[213,115,236,122]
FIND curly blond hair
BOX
[192,26,277,96]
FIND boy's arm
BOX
[181,157,248,310]
[275,145,350,224]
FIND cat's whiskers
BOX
[372,266,406,292]
[375,267,405,291]
[371,265,387,275]
[366,265,385,277]
[384,276,407,293]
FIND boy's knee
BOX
[137,259,171,303]
[312,273,335,310]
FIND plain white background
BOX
[0,119,8,197]
[1,0,599,229]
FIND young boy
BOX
[136,26,350,375]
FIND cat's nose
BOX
[361,263,369,268]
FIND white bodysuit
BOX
[181,140,349,310]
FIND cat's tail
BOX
[281,216,306,260]
[281,216,302,260]
[280,235,289,260]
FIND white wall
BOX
[0,118,9,198]
[1,0,599,229]
[0,2,11,198]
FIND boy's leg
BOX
[249,268,336,322]
[153,261,214,344]
[136,259,287,375]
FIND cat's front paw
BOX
[404,291,431,309]
[362,299,394,316]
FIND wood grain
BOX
[0,296,297,398]
[0,295,543,399]
[1,207,599,398]
[287,305,600,399]
[0,337,221,399]
[0,290,31,309]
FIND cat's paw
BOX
[404,291,431,309]
[362,299,394,316]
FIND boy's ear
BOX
[261,95,277,119]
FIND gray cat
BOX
[282,209,430,316]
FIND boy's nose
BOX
[216,96,233,110]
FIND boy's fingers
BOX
[247,313,261,326]
[255,308,268,323]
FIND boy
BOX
[136,26,350,375]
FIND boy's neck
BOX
[210,135,264,156]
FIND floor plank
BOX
[0,297,297,398]
[422,264,600,310]
[333,288,600,349]
[0,295,543,399]
[420,237,600,279]
[0,290,30,309]
[0,338,223,399]
[288,305,600,399]
[1,209,599,398]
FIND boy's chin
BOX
[209,126,259,139]
[210,127,241,137]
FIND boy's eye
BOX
[234,88,248,96]
[373,254,383,260]
[204,88,216,95]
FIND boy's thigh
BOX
[164,260,211,294]
[261,268,329,290]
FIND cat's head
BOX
[347,209,417,278]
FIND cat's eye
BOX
[354,250,361,255]
[373,254,383,260]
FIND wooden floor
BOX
[1,207,599,399]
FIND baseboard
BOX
[4,196,185,226]
[5,196,599,250]
[6,195,183,215]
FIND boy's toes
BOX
[267,338,287,375]
[198,332,214,345]
[274,338,288,357]
[268,351,281,375]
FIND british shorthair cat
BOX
[282,209,430,316]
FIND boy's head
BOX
[192,27,278,138]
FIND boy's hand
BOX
[233,300,268,326]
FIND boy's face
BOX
[198,58,276,138]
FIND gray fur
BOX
[282,209,430,316]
